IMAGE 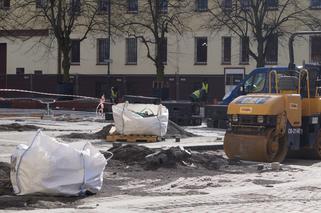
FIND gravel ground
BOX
[0,113,321,212]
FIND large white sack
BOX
[10,130,109,196]
[112,102,168,136]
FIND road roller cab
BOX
[224,66,321,162]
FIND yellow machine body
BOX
[224,94,302,162]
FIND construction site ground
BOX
[0,109,321,212]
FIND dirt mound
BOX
[105,144,228,170]
[0,162,13,195]
[107,144,154,163]
[61,121,195,140]
[165,120,196,139]
[0,123,40,132]
[189,151,228,170]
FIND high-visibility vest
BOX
[202,82,208,93]
[192,89,201,98]
[111,89,117,98]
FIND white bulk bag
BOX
[10,130,110,196]
[112,102,168,136]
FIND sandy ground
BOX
[0,111,321,212]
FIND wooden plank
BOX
[106,134,160,143]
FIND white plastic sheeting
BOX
[112,102,169,137]
[10,130,110,196]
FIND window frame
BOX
[69,0,81,16]
[222,36,232,64]
[195,0,208,12]
[97,0,109,13]
[266,0,278,10]
[36,0,47,9]
[97,38,110,65]
[0,0,10,10]
[240,36,249,64]
[127,0,138,13]
[310,0,321,9]
[222,0,232,11]
[310,36,321,63]
[159,0,168,14]
[240,0,251,10]
[195,37,208,65]
[126,37,138,65]
[265,34,278,65]
[70,39,81,65]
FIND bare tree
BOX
[116,0,192,83]
[206,0,315,67]
[14,0,105,83]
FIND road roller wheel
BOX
[269,133,288,162]
[224,128,288,162]
[310,131,321,160]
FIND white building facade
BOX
[0,0,321,100]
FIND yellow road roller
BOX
[224,31,321,162]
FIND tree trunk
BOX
[57,43,62,83]
[256,38,265,67]
[62,48,71,83]
[156,63,165,82]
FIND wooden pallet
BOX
[106,134,160,143]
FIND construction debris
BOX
[0,123,40,132]
[105,144,228,170]
[145,146,192,169]
[107,134,160,143]
[0,162,12,195]
[107,144,153,163]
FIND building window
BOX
[36,0,47,8]
[126,38,137,64]
[70,0,81,15]
[265,34,278,64]
[310,36,321,63]
[98,0,108,12]
[311,0,321,8]
[0,0,10,9]
[240,36,249,64]
[266,0,278,9]
[241,0,251,10]
[71,39,80,64]
[128,0,138,13]
[159,0,168,13]
[195,37,207,64]
[97,38,109,64]
[158,37,167,64]
[222,37,231,64]
[196,0,208,11]
[222,0,232,11]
